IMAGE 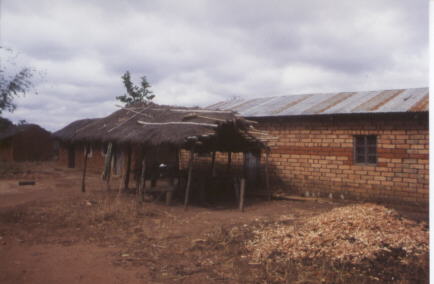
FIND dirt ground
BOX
[0,162,428,283]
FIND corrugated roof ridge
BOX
[207,87,428,116]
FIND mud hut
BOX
[0,123,54,162]
[54,103,271,210]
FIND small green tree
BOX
[116,71,155,106]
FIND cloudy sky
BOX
[1,0,429,131]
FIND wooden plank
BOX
[106,154,112,192]
[210,151,216,177]
[18,181,35,186]
[108,105,152,132]
[81,145,89,193]
[227,152,232,172]
[239,178,246,212]
[152,108,233,114]
[166,177,174,206]
[137,120,217,127]
[123,146,132,191]
[138,154,146,202]
[103,143,113,192]
[184,150,195,210]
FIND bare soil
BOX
[0,162,428,283]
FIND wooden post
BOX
[184,150,195,210]
[239,152,246,212]
[239,178,246,212]
[166,177,174,206]
[138,154,146,202]
[227,152,232,172]
[81,145,90,193]
[265,150,271,201]
[210,151,216,177]
[106,156,112,192]
[103,143,113,191]
[123,145,132,192]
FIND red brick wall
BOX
[57,144,105,171]
[256,113,428,204]
[181,113,428,205]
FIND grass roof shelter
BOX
[54,103,272,210]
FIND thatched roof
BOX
[53,118,98,142]
[54,103,271,152]
[0,123,51,141]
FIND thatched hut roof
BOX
[54,103,271,152]
[0,124,51,141]
[52,118,98,142]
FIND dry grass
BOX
[0,192,165,246]
[246,204,428,264]
[0,192,428,283]
[197,204,429,283]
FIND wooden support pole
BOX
[123,146,132,192]
[103,143,113,191]
[166,177,174,206]
[227,152,232,172]
[138,154,146,202]
[81,145,90,193]
[239,151,247,212]
[210,151,216,177]
[106,156,112,192]
[239,178,246,212]
[184,150,195,210]
[102,143,113,180]
[264,150,271,201]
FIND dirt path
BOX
[0,243,143,284]
[0,162,426,283]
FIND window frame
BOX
[353,135,377,165]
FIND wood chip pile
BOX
[245,204,428,265]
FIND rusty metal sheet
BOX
[231,97,273,113]
[243,95,308,116]
[325,91,375,114]
[351,89,405,112]
[304,92,356,114]
[375,88,428,113]
[279,92,336,115]
[207,87,428,117]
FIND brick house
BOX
[207,87,429,205]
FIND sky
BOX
[0,0,429,131]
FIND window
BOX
[354,135,377,164]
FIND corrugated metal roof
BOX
[207,87,429,117]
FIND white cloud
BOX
[1,0,428,131]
